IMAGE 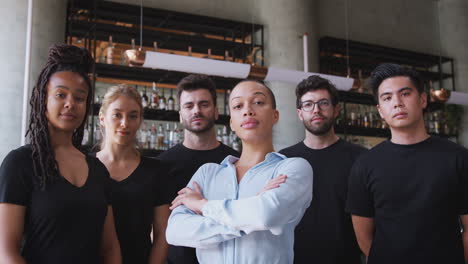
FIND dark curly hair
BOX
[295,75,339,109]
[368,63,424,104]
[26,44,94,189]
[176,74,217,106]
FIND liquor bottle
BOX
[164,123,171,150]
[207,48,212,59]
[357,69,365,93]
[82,124,89,145]
[158,88,167,110]
[153,41,158,51]
[141,86,149,109]
[224,90,231,115]
[232,134,241,152]
[222,126,229,145]
[139,122,148,149]
[131,38,136,49]
[98,47,106,63]
[216,127,222,142]
[167,89,175,111]
[94,123,101,144]
[170,123,180,147]
[157,124,165,150]
[188,46,192,56]
[150,123,157,150]
[106,36,114,64]
[151,82,159,109]
[224,50,229,61]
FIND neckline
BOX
[61,155,91,189]
[301,138,342,152]
[110,157,143,184]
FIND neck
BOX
[303,128,339,149]
[49,125,75,151]
[98,141,138,162]
[236,140,275,169]
[183,127,220,150]
[390,120,430,145]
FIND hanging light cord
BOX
[435,0,443,87]
[345,0,350,78]
[140,0,143,50]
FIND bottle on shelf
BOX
[141,86,149,109]
[224,50,229,61]
[207,48,212,59]
[224,89,231,115]
[357,69,365,94]
[82,124,89,145]
[98,47,106,63]
[150,123,157,150]
[216,127,222,142]
[222,126,230,146]
[164,123,171,150]
[167,89,175,111]
[153,41,158,51]
[158,88,167,110]
[157,124,165,150]
[94,123,101,144]
[188,46,192,56]
[106,35,114,64]
[151,82,159,109]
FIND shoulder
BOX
[86,154,110,179]
[338,139,367,154]
[277,156,313,174]
[2,145,32,164]
[279,142,304,156]
[216,143,239,157]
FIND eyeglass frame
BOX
[299,99,333,112]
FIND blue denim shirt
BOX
[166,152,313,264]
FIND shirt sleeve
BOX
[457,149,468,215]
[346,157,374,217]
[166,164,245,248]
[153,160,172,207]
[0,149,31,206]
[201,157,313,235]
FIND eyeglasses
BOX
[300,99,332,112]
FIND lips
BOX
[59,112,77,120]
[241,118,259,129]
[116,131,130,136]
[311,115,326,122]
[393,112,408,119]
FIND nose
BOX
[242,103,255,117]
[120,116,128,128]
[192,104,202,115]
[312,103,320,114]
[393,95,404,108]
[64,96,75,109]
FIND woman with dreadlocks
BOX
[94,84,171,264]
[0,44,121,263]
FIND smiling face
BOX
[99,95,142,147]
[45,71,89,133]
[229,81,279,144]
[376,76,427,130]
[297,89,339,136]
[179,89,218,133]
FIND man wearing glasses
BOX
[280,75,366,264]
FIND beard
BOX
[304,115,335,136]
[182,113,216,134]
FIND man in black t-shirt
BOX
[280,75,365,264]
[347,63,468,264]
[158,75,239,264]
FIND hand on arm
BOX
[351,215,375,257]
[0,204,27,264]
[100,206,122,264]
[169,182,207,214]
[149,204,170,264]
[460,215,468,261]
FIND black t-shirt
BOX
[0,145,111,264]
[110,156,171,264]
[280,139,366,264]
[157,142,239,264]
[347,136,468,264]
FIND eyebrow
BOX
[230,92,267,102]
[379,87,412,98]
[111,108,139,113]
[55,85,87,95]
[183,100,210,105]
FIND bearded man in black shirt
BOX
[347,63,468,264]
[280,75,365,264]
[158,74,238,264]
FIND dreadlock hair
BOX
[26,44,94,189]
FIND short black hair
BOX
[235,79,276,109]
[369,63,425,104]
[176,74,217,106]
[295,75,339,109]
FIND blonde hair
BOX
[98,84,143,150]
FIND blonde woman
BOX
[96,85,171,264]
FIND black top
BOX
[110,156,171,264]
[280,139,366,264]
[347,136,468,264]
[157,142,239,264]
[0,145,111,264]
